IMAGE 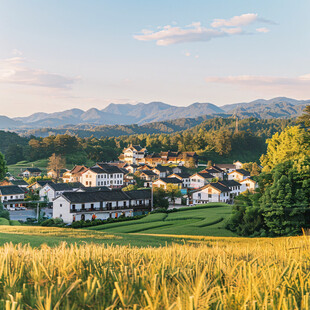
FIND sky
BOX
[0,0,309,117]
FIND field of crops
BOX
[0,231,310,309]
[88,203,235,237]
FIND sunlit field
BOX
[0,226,310,309]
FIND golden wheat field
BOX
[1,232,310,309]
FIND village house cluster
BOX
[0,144,258,223]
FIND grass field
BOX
[0,227,309,308]
[7,159,49,176]
[88,203,236,237]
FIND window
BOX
[91,203,94,209]
[82,204,85,210]
[208,194,212,198]
[60,204,62,207]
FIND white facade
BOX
[234,161,243,170]
[240,178,257,192]
[192,187,230,204]
[39,184,76,202]
[53,196,133,223]
[168,174,190,188]
[0,193,24,203]
[81,169,123,188]
[190,174,210,189]
[228,171,248,182]
[123,147,146,164]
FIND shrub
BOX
[0,218,10,225]
[9,220,21,226]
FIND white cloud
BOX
[12,49,23,56]
[185,52,191,57]
[134,23,226,46]
[256,27,270,33]
[134,13,274,46]
[0,56,78,89]
[211,13,258,28]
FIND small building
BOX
[234,161,243,170]
[0,185,25,207]
[81,163,124,188]
[214,164,236,174]
[228,169,251,182]
[202,166,224,180]
[10,179,29,189]
[119,145,147,164]
[21,168,42,178]
[52,189,152,223]
[140,170,158,187]
[152,165,171,178]
[63,165,88,183]
[192,180,242,204]
[240,178,258,192]
[168,173,191,188]
[28,180,55,191]
[125,164,139,174]
[47,169,68,180]
[189,172,214,189]
[152,177,182,190]
[39,182,83,202]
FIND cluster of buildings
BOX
[0,144,258,224]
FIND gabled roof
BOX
[191,172,214,179]
[108,162,128,169]
[60,189,135,203]
[154,177,182,184]
[80,186,110,192]
[228,169,250,176]
[28,180,55,188]
[70,165,88,175]
[240,177,256,184]
[0,185,25,195]
[126,189,151,200]
[218,180,241,188]
[208,182,231,193]
[140,170,158,176]
[45,182,83,192]
[95,163,125,174]
[215,164,236,169]
[11,180,29,186]
[23,167,42,173]
[168,173,190,179]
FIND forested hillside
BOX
[0,117,294,166]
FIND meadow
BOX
[0,227,309,309]
[88,203,235,237]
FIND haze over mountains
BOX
[0,97,308,130]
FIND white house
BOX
[119,145,147,164]
[81,163,124,188]
[214,164,236,174]
[152,165,171,178]
[168,173,191,188]
[234,161,243,170]
[125,164,139,174]
[189,172,214,189]
[240,178,258,192]
[28,180,55,191]
[192,180,241,204]
[39,182,82,202]
[52,189,152,223]
[63,165,88,183]
[203,166,224,180]
[0,186,25,207]
[21,168,42,178]
[152,178,182,190]
[192,183,231,204]
[228,169,250,182]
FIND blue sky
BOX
[0,0,309,117]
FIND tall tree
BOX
[260,126,310,172]
[47,153,66,179]
[0,152,7,181]
[298,105,310,127]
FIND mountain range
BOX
[0,97,308,130]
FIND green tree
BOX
[166,184,182,208]
[0,152,7,181]
[153,187,169,209]
[260,126,310,172]
[298,105,310,127]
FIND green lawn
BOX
[8,159,49,176]
[88,203,236,237]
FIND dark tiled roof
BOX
[80,186,110,192]
[141,170,157,176]
[157,177,182,184]
[126,189,151,200]
[24,168,42,173]
[11,180,28,186]
[209,183,231,192]
[206,168,223,174]
[62,189,132,203]
[234,169,251,176]
[70,165,88,175]
[196,172,214,179]
[36,180,55,187]
[169,173,190,179]
[95,163,124,174]
[47,183,73,191]
[0,185,25,195]
[218,180,241,188]
[215,164,236,169]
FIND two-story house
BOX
[52,189,152,223]
[119,145,147,164]
[0,185,25,208]
[228,169,251,182]
[39,182,83,202]
[168,173,191,188]
[81,163,124,188]
[21,168,42,178]
[189,172,214,189]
